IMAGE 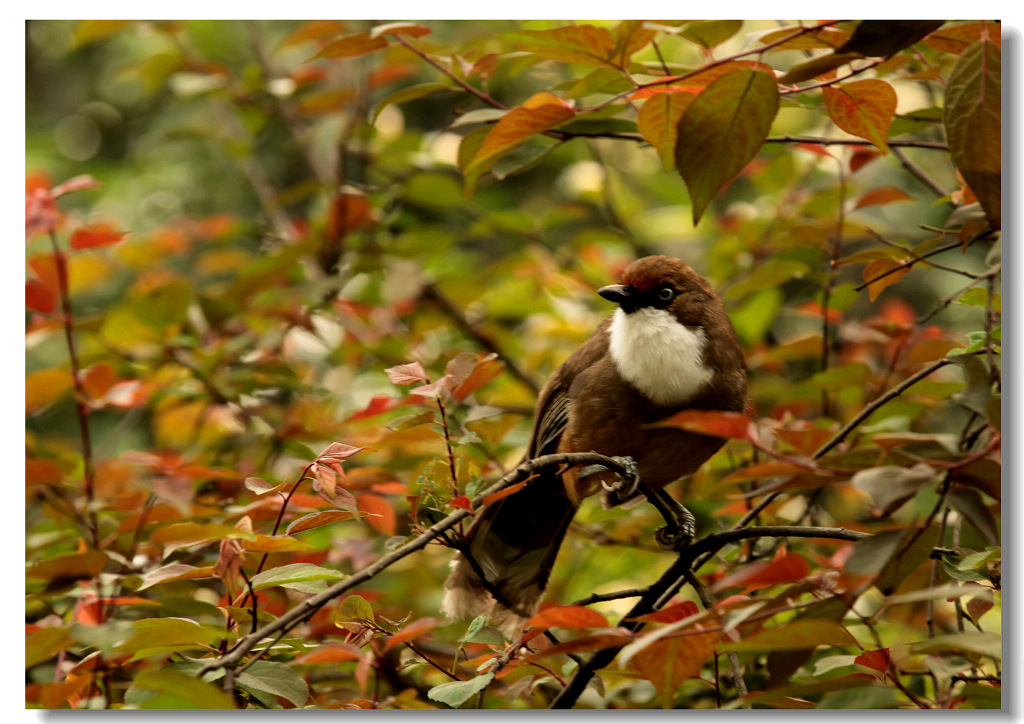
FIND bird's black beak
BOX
[598,284,636,313]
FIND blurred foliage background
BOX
[26,20,1000,709]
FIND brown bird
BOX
[442,256,747,632]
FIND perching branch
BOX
[198,451,632,678]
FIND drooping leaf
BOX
[638,90,697,171]
[675,68,779,223]
[632,629,719,708]
[504,26,617,69]
[822,80,897,153]
[26,278,56,314]
[944,40,1001,228]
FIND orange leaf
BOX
[286,510,359,535]
[772,425,837,457]
[26,457,63,485]
[346,394,400,422]
[81,363,117,400]
[450,495,472,511]
[370,22,431,39]
[384,617,439,650]
[464,95,574,189]
[313,32,387,60]
[357,492,396,535]
[526,605,608,631]
[631,61,774,99]
[295,642,362,664]
[69,223,128,250]
[279,20,348,48]
[629,600,700,624]
[925,22,1001,54]
[864,258,911,301]
[326,191,373,242]
[482,480,528,506]
[854,186,914,209]
[26,278,56,314]
[631,629,719,708]
[822,79,897,153]
[650,409,752,440]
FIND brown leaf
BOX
[631,629,719,708]
[386,361,429,386]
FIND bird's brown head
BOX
[598,255,720,327]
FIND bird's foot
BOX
[644,486,696,551]
[579,456,640,504]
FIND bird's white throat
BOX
[608,307,713,406]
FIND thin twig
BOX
[684,569,749,708]
[48,231,100,549]
[765,136,947,150]
[890,146,951,199]
[391,34,506,111]
[854,241,965,291]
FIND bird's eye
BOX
[658,287,675,301]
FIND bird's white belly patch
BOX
[608,307,713,406]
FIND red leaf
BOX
[26,279,56,314]
[651,409,752,440]
[357,492,396,535]
[711,551,810,594]
[850,147,882,172]
[386,361,429,385]
[69,224,128,250]
[854,648,891,676]
[286,510,359,535]
[81,363,117,400]
[450,495,473,511]
[631,629,719,707]
[629,600,701,624]
[854,186,914,210]
[447,352,503,401]
[326,191,373,242]
[525,605,609,631]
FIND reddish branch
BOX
[48,231,100,549]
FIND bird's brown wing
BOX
[527,316,613,458]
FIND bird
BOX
[441,255,748,633]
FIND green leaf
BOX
[504,26,617,69]
[675,68,779,223]
[944,40,1001,228]
[727,619,855,653]
[955,287,1000,312]
[26,626,73,668]
[340,594,375,622]
[124,670,235,709]
[249,563,345,592]
[236,660,310,708]
[817,685,898,709]
[779,53,861,84]
[681,20,743,50]
[372,83,454,122]
[910,631,1001,659]
[427,672,495,708]
[947,488,1000,546]
[851,463,935,517]
[724,259,810,300]
[116,618,223,661]
[26,550,108,584]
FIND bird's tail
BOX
[441,471,576,635]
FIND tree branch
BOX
[198,451,630,678]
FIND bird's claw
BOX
[581,456,640,502]
[655,521,695,551]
